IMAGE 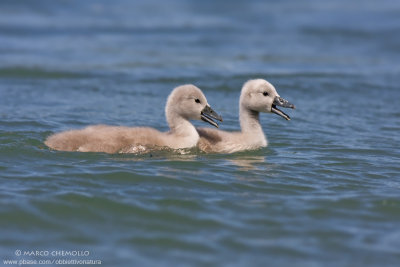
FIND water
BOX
[1,0,400,266]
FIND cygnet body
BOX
[197,79,295,153]
[45,84,222,153]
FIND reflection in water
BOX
[229,156,266,171]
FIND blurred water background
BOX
[1,0,400,266]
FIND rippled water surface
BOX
[1,0,400,266]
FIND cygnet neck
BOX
[239,104,264,136]
[167,112,198,138]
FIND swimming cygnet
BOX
[197,79,295,153]
[45,84,222,153]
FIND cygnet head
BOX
[240,79,295,120]
[166,84,223,128]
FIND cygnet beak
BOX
[271,96,295,121]
[201,105,223,128]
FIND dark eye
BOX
[195,99,201,103]
[263,91,269,96]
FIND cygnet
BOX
[45,84,222,153]
[197,79,294,153]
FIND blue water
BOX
[1,0,400,266]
